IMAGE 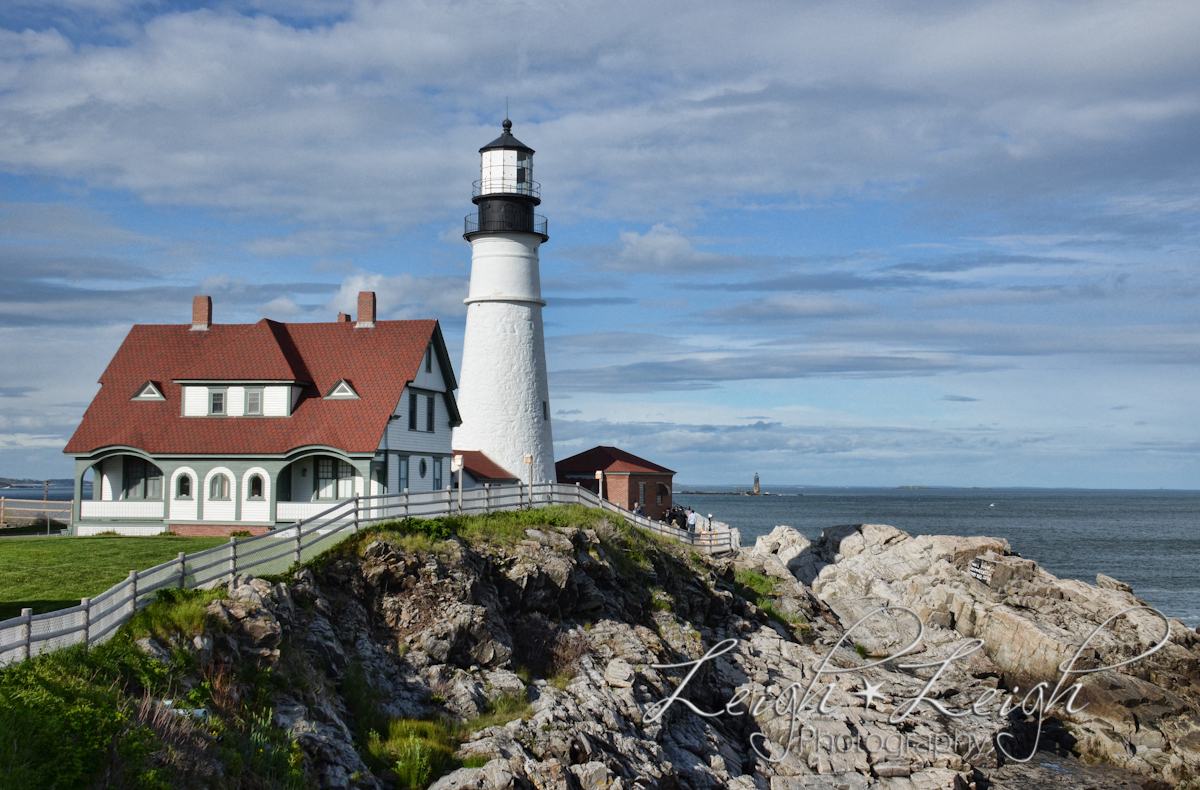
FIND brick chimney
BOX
[337,313,351,323]
[191,295,212,331]
[356,291,376,328]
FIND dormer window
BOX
[245,388,263,415]
[132,381,165,401]
[325,379,359,400]
[209,389,226,415]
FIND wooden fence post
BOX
[128,570,138,614]
[293,523,302,566]
[484,484,490,514]
[177,552,187,589]
[353,495,360,535]
[81,597,91,644]
[228,536,238,580]
[21,608,32,661]
[0,497,5,526]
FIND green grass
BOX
[734,569,780,597]
[125,587,229,644]
[352,504,615,552]
[0,591,308,790]
[0,535,227,620]
[733,569,808,630]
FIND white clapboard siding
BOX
[264,386,289,416]
[240,468,271,522]
[183,386,208,416]
[81,501,165,518]
[203,468,236,521]
[101,456,121,500]
[226,386,245,416]
[168,467,198,520]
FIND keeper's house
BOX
[64,292,460,536]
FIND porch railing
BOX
[0,483,738,666]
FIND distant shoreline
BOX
[676,490,787,496]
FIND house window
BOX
[426,346,432,373]
[638,482,646,508]
[408,392,418,430]
[209,389,226,415]
[317,457,353,499]
[245,389,263,416]
[433,458,442,490]
[426,395,435,432]
[248,474,264,500]
[176,474,192,500]
[317,458,334,499]
[209,474,230,500]
[337,461,354,498]
[419,458,427,478]
[123,457,163,500]
[399,458,409,492]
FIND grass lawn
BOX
[0,535,227,621]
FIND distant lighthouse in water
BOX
[452,120,555,483]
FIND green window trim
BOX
[208,388,228,416]
[245,388,264,416]
[208,474,231,501]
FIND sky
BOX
[0,0,1198,488]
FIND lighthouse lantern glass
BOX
[480,147,533,196]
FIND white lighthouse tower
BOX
[452,120,555,483]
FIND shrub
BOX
[366,719,458,790]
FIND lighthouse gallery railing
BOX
[0,483,738,666]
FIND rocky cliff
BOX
[145,509,1200,790]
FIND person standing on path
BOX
[686,508,697,532]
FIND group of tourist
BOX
[660,504,699,531]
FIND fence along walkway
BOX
[0,497,73,528]
[0,483,739,666]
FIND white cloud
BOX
[327,271,468,320]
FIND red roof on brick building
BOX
[555,446,675,475]
[64,318,456,457]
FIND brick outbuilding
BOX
[555,446,674,520]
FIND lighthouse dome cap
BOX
[480,118,534,154]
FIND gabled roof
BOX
[132,381,164,401]
[65,319,456,457]
[175,320,307,381]
[555,446,675,476]
[455,450,519,482]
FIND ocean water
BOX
[676,487,1200,628]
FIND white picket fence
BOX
[0,483,738,666]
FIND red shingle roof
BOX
[64,319,447,457]
[555,446,675,475]
[454,450,519,482]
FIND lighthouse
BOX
[452,120,555,484]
